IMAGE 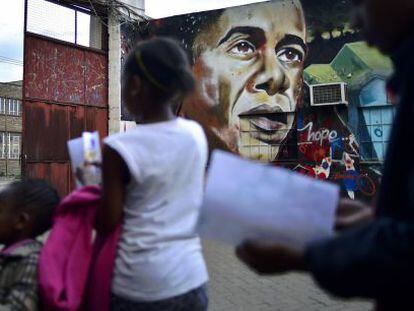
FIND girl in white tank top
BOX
[96,37,209,311]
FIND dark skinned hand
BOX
[335,199,374,231]
[236,242,308,275]
[236,199,374,275]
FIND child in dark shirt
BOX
[0,180,59,310]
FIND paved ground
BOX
[203,240,372,311]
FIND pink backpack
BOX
[38,186,121,311]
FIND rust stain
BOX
[85,52,108,107]
[23,34,109,196]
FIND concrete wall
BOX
[108,0,144,134]
[108,11,122,134]
[118,0,145,14]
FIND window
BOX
[8,100,21,116]
[27,0,103,49]
[0,132,21,160]
[0,98,22,116]
[0,132,6,159]
[8,133,21,160]
[0,98,6,115]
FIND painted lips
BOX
[249,114,287,132]
[239,104,289,143]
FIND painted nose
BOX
[254,52,289,96]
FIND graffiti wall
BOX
[294,105,380,201]
[121,0,394,201]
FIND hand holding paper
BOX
[67,132,102,188]
[198,151,340,250]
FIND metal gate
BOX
[23,1,108,196]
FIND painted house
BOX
[304,41,395,164]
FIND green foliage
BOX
[302,0,354,38]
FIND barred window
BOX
[0,132,22,160]
[8,99,21,116]
[27,0,103,49]
[0,98,7,115]
[0,132,6,159]
[8,133,21,160]
[0,98,22,116]
[312,84,343,105]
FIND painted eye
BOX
[229,41,256,57]
[277,48,303,64]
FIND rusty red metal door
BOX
[22,33,108,196]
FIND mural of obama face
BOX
[179,0,307,161]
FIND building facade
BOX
[0,81,22,180]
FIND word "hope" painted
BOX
[299,122,338,146]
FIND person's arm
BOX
[335,199,374,231]
[305,217,414,299]
[237,217,414,300]
[95,145,130,235]
[0,255,39,311]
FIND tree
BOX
[302,0,353,40]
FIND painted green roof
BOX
[304,64,343,84]
[345,42,393,72]
[304,41,393,87]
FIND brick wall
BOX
[0,115,22,133]
[0,81,22,99]
[0,81,22,180]
[0,159,21,179]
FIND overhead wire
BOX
[0,56,24,67]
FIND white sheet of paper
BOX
[67,137,84,188]
[67,132,102,188]
[198,151,340,250]
[67,137,84,173]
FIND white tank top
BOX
[104,118,209,302]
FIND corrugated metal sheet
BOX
[85,107,108,137]
[25,36,85,104]
[25,35,108,106]
[23,33,108,196]
[85,52,108,107]
[25,163,72,197]
[23,102,73,161]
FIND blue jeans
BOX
[110,285,208,311]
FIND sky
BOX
[0,0,24,83]
[0,0,268,83]
[145,0,268,18]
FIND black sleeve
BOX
[305,218,414,300]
